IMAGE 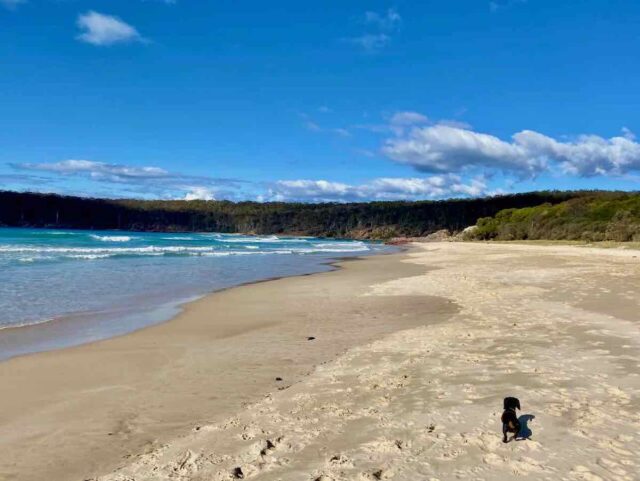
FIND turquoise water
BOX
[0,227,389,360]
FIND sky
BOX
[1,0,639,202]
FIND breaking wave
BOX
[90,235,134,242]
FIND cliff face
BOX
[0,190,581,239]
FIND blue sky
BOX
[1,0,639,202]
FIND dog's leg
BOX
[513,420,522,440]
[502,423,508,443]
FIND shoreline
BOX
[0,245,397,363]
[0,245,450,481]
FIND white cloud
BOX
[346,8,401,52]
[76,11,145,46]
[183,187,215,201]
[267,175,488,203]
[269,180,352,202]
[383,124,541,174]
[364,8,402,30]
[14,159,169,181]
[383,124,640,177]
[367,176,487,199]
[10,159,244,199]
[437,119,473,130]
[513,129,640,176]
[390,111,429,126]
[355,112,453,137]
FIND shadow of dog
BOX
[517,414,535,440]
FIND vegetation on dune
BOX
[0,190,579,239]
[468,192,640,242]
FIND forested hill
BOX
[0,190,581,239]
[467,191,640,242]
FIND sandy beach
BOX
[2,243,640,481]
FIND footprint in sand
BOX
[327,453,354,468]
[259,437,283,456]
[482,453,505,466]
[571,465,604,481]
[370,467,395,479]
[596,457,628,477]
[175,449,199,473]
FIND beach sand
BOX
[0,251,452,481]
[2,243,640,481]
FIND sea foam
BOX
[90,235,134,242]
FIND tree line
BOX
[0,190,588,239]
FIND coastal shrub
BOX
[468,192,640,242]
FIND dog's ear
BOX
[516,398,521,410]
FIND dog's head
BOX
[503,396,521,410]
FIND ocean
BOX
[0,227,391,361]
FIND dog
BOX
[501,397,521,443]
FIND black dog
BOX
[501,397,521,443]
